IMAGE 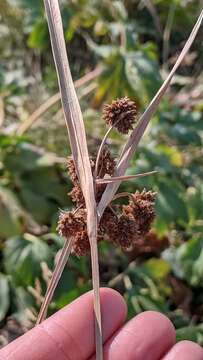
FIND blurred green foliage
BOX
[0,0,203,346]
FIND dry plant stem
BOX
[17,66,101,136]
[96,170,157,184]
[51,82,97,123]
[94,125,113,178]
[42,1,102,358]
[97,10,203,219]
[108,204,117,216]
[36,237,74,324]
[37,207,81,324]
[112,192,133,201]
[95,116,127,178]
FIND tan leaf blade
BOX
[96,170,157,184]
[36,238,74,324]
[97,10,203,219]
[40,1,102,358]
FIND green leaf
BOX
[0,273,10,321]
[176,324,203,346]
[4,234,53,287]
[169,124,202,146]
[156,182,188,225]
[14,0,42,24]
[187,186,203,223]
[53,266,90,310]
[125,51,161,105]
[20,167,68,204]
[11,287,35,323]
[143,258,171,281]
[4,143,41,173]
[0,186,25,237]
[176,237,203,286]
[27,19,49,50]
[137,294,167,312]
[19,187,57,224]
[87,39,118,59]
[165,237,203,286]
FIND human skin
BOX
[0,288,202,360]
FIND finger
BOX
[0,288,127,360]
[91,311,176,360]
[162,340,203,360]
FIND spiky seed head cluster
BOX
[103,97,137,134]
[66,156,93,207]
[57,212,82,238]
[67,147,116,206]
[108,215,139,250]
[99,208,118,235]
[72,230,90,257]
[57,209,88,257]
[69,185,85,207]
[58,147,117,256]
[123,190,156,236]
[58,97,157,256]
[66,157,78,183]
[57,209,87,238]
[57,189,156,256]
[97,146,116,177]
[101,189,156,251]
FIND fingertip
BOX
[139,311,176,343]
[99,287,127,323]
[103,310,176,360]
[163,340,203,360]
[0,288,127,360]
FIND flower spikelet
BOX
[109,215,139,250]
[97,146,116,177]
[72,230,90,257]
[67,157,78,184]
[102,97,137,134]
[57,210,85,238]
[123,190,156,236]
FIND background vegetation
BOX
[0,0,203,346]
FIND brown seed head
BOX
[72,230,90,257]
[95,146,116,202]
[97,146,116,177]
[108,215,139,250]
[57,210,86,238]
[69,185,85,207]
[67,147,116,205]
[102,97,137,134]
[100,207,119,234]
[67,156,98,205]
[67,156,95,184]
[123,189,156,236]
[67,157,78,184]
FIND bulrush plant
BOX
[38,1,203,359]
[57,109,156,256]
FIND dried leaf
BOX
[96,171,157,184]
[36,238,73,324]
[39,1,102,358]
[97,10,203,219]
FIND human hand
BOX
[0,288,202,360]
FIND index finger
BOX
[0,288,127,360]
